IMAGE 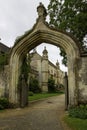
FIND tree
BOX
[48,0,87,66]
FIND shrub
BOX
[29,77,41,93]
[48,77,56,93]
[28,91,34,96]
[0,98,9,110]
[69,105,87,119]
[0,104,4,110]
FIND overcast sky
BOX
[0,0,67,71]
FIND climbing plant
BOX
[17,54,30,92]
[21,56,29,82]
[0,53,8,71]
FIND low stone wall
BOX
[0,65,9,98]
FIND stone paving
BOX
[0,95,70,130]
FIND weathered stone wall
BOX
[48,64,56,76]
[48,64,64,85]
[78,56,87,104]
[0,65,9,98]
[41,59,48,91]
[58,70,65,85]
[30,52,42,87]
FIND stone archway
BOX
[9,3,81,107]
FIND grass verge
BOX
[28,92,63,101]
[0,110,4,112]
[64,115,87,130]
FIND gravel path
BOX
[0,94,71,130]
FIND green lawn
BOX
[28,92,63,101]
[64,115,87,130]
[0,109,4,112]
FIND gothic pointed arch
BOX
[9,3,82,107]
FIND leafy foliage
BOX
[48,0,87,65]
[64,115,87,130]
[0,53,8,71]
[21,56,29,82]
[69,105,87,119]
[28,91,34,96]
[29,77,41,93]
[48,77,56,92]
[0,98,9,110]
[17,55,30,94]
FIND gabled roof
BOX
[30,49,57,69]
[0,42,10,53]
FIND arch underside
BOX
[12,30,79,57]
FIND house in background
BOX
[0,42,65,96]
[30,46,65,92]
[0,42,10,54]
[0,42,10,97]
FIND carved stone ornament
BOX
[37,2,47,20]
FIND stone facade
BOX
[78,56,87,104]
[0,42,10,54]
[30,47,64,92]
[0,42,10,98]
[0,65,9,98]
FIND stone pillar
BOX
[41,46,48,92]
[68,57,79,107]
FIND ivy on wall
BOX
[21,56,29,82]
[0,53,8,71]
[18,54,30,89]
